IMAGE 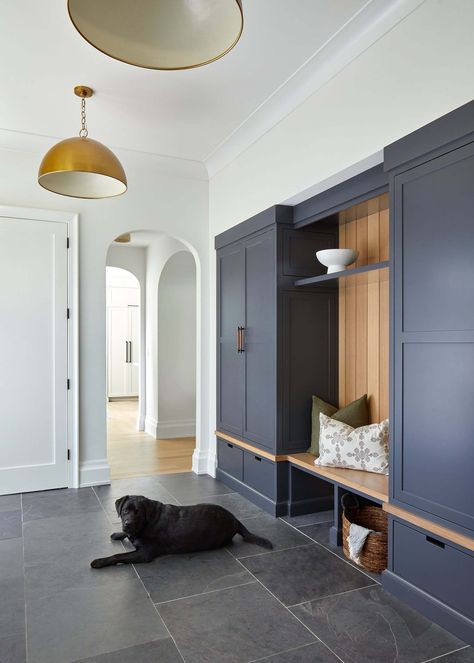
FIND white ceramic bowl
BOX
[316,248,359,274]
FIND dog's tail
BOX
[236,521,273,549]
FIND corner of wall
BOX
[79,458,110,487]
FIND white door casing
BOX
[0,210,77,494]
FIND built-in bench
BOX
[216,431,388,545]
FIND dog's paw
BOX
[110,532,124,541]
[91,557,107,569]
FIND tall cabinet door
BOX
[107,307,130,397]
[129,306,140,395]
[242,229,276,449]
[217,242,244,436]
[392,141,474,533]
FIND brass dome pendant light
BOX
[67,0,243,71]
[38,86,127,199]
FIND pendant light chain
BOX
[79,97,88,138]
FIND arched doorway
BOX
[105,232,198,480]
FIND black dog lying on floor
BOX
[91,495,273,568]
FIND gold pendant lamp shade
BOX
[38,86,127,199]
[67,0,243,70]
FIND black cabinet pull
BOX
[227,443,233,449]
[426,535,445,549]
[254,455,261,462]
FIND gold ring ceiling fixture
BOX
[67,0,244,70]
[38,86,127,199]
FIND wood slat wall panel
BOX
[339,193,389,423]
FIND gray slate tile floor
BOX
[0,475,471,663]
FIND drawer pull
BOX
[254,456,262,462]
[426,535,445,549]
[227,443,233,449]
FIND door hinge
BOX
[66,237,70,249]
[67,379,70,390]
[67,308,70,319]
[67,449,71,461]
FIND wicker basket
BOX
[341,495,388,573]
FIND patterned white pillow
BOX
[315,413,389,475]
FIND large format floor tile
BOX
[298,521,381,582]
[158,581,315,663]
[139,547,253,603]
[281,511,334,527]
[156,472,233,502]
[0,510,22,540]
[93,476,177,502]
[26,578,169,663]
[434,648,474,662]
[0,538,25,652]
[0,494,21,513]
[241,543,375,606]
[255,641,341,662]
[226,512,311,559]
[22,487,102,522]
[291,585,467,663]
[75,638,184,663]
[0,632,27,663]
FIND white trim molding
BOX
[205,0,426,178]
[79,458,110,487]
[193,448,214,476]
[157,419,196,439]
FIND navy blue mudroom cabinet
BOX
[384,100,474,645]
[215,206,338,514]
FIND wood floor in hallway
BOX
[107,399,195,479]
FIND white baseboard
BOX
[206,450,217,478]
[157,420,195,439]
[192,448,212,475]
[145,416,159,438]
[79,458,110,487]
[137,414,146,432]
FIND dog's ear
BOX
[115,495,130,517]
[139,496,159,524]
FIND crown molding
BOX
[204,0,426,179]
[0,128,208,182]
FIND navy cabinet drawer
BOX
[393,520,474,620]
[217,439,243,481]
[243,452,275,499]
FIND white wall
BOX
[205,0,474,474]
[0,144,209,486]
[106,247,147,428]
[157,251,196,438]
[145,236,186,436]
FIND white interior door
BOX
[0,216,68,495]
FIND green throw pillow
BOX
[308,394,369,455]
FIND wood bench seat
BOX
[286,452,389,504]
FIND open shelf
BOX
[294,260,389,287]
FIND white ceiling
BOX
[0,0,424,174]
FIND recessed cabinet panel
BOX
[243,230,276,449]
[398,343,474,531]
[243,452,276,500]
[217,439,243,481]
[393,521,474,620]
[400,144,474,332]
[281,291,337,450]
[217,244,244,436]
